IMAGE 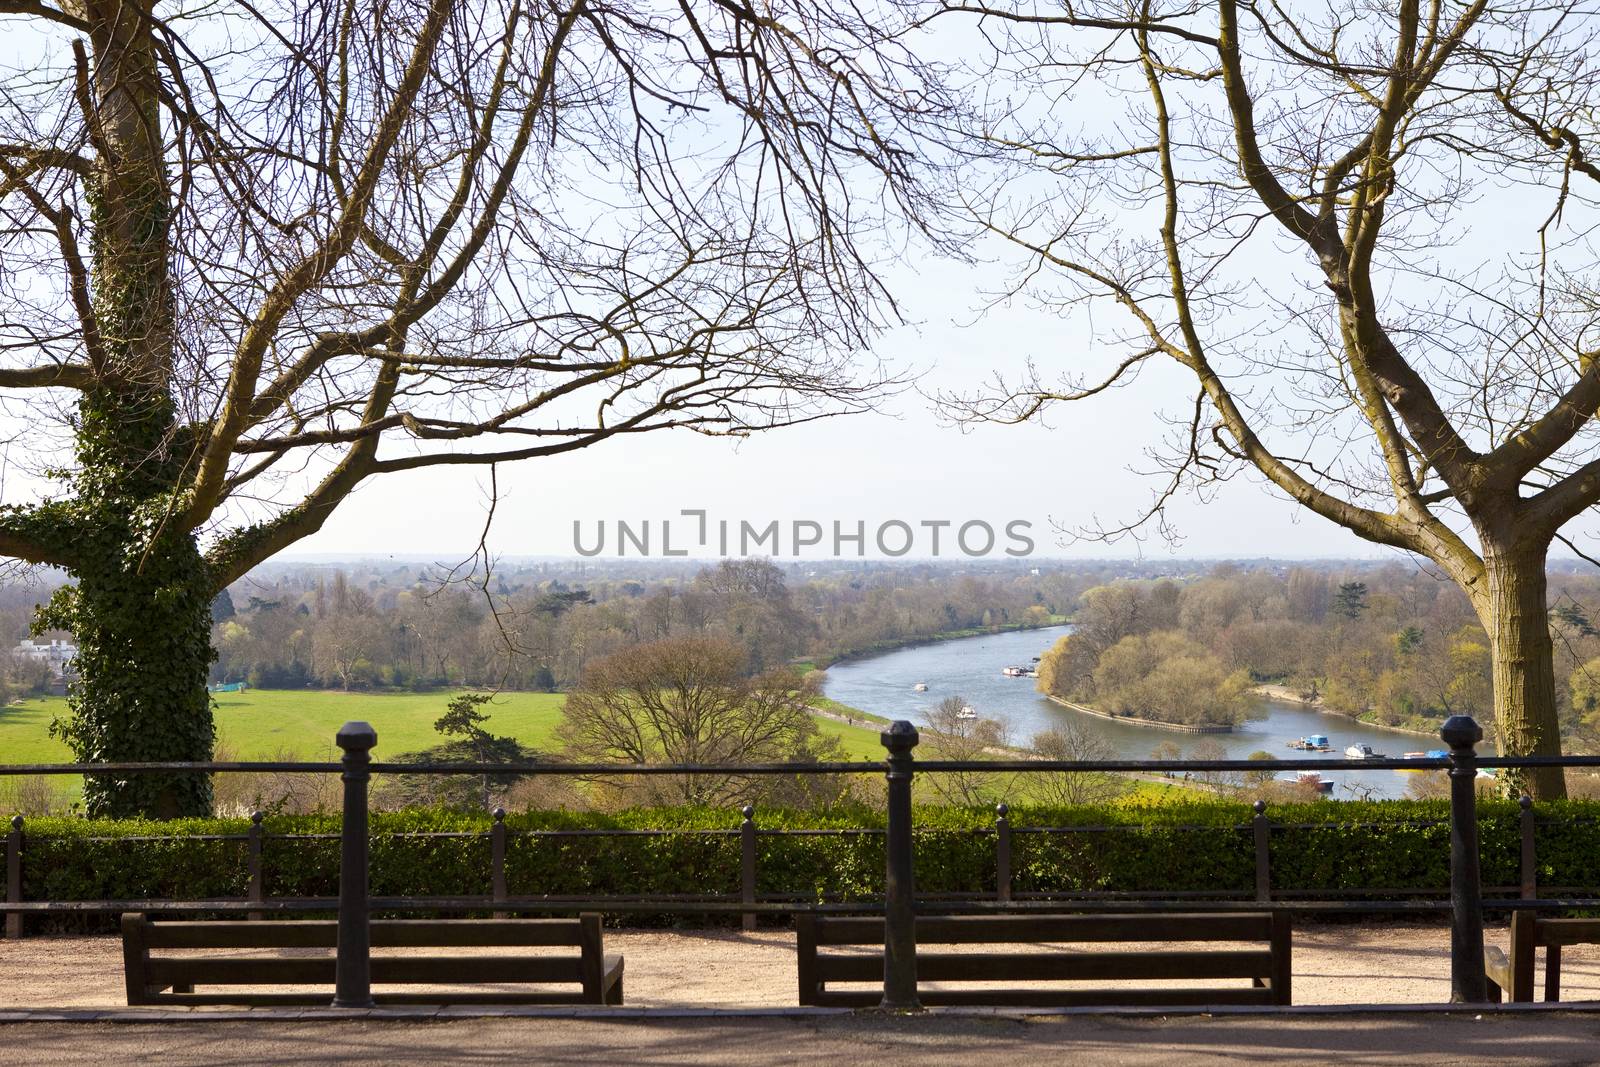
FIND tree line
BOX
[1035,563,1600,752]
[198,558,1085,694]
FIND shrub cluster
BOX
[13,799,1600,932]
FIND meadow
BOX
[0,687,889,765]
[0,689,1192,808]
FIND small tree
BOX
[559,636,842,807]
[1243,751,1277,789]
[384,692,535,811]
[1333,584,1370,622]
[920,695,1012,806]
[1029,723,1127,806]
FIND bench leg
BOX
[1545,945,1561,1003]
[606,973,623,1006]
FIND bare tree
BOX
[921,693,1013,805]
[1028,722,1127,806]
[558,635,843,806]
[0,0,943,813]
[937,0,1600,796]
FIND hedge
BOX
[12,799,1600,931]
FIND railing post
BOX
[247,811,265,922]
[491,807,508,920]
[1252,800,1271,903]
[741,804,757,932]
[1518,795,1536,900]
[881,720,920,1011]
[995,803,1012,904]
[1443,715,1487,1003]
[334,721,376,1008]
[6,815,22,940]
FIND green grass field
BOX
[0,687,888,764]
[0,689,1189,807]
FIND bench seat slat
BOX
[148,954,589,987]
[142,919,586,950]
[816,949,1273,984]
[809,986,1278,1008]
[813,913,1274,946]
[132,990,609,1008]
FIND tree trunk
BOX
[35,3,216,818]
[44,521,217,819]
[1482,542,1566,800]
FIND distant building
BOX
[13,638,77,677]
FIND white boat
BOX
[912,682,928,692]
[1280,771,1335,793]
[956,705,979,720]
[1344,744,1384,760]
[1001,665,1029,678]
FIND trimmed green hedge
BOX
[13,799,1600,931]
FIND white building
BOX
[13,638,77,677]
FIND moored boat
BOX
[1280,771,1335,793]
[956,705,978,720]
[912,682,928,692]
[1288,734,1331,752]
[1344,743,1385,760]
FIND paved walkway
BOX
[5,1012,1600,1065]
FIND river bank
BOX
[1249,684,1439,741]
[810,617,1069,670]
[1045,695,1233,734]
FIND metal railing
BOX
[0,712,1594,1008]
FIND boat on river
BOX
[1344,743,1385,760]
[956,705,978,720]
[1281,771,1335,793]
[912,682,928,692]
[1288,734,1331,752]
[1002,665,1029,677]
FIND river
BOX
[818,625,1437,800]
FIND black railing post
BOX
[995,802,1012,904]
[247,810,265,921]
[334,721,377,1008]
[740,804,757,933]
[881,720,920,1010]
[1253,800,1271,903]
[1442,714,1487,1003]
[491,807,508,920]
[1518,795,1536,900]
[5,815,21,940]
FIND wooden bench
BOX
[795,911,1291,1007]
[1485,912,1600,1003]
[121,913,623,1006]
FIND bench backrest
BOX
[797,911,1292,1008]
[122,914,609,1004]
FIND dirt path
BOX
[4,923,1599,1010]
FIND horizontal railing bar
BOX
[4,753,1600,776]
[8,893,1600,916]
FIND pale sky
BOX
[299,249,1407,563]
[10,8,1600,569]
